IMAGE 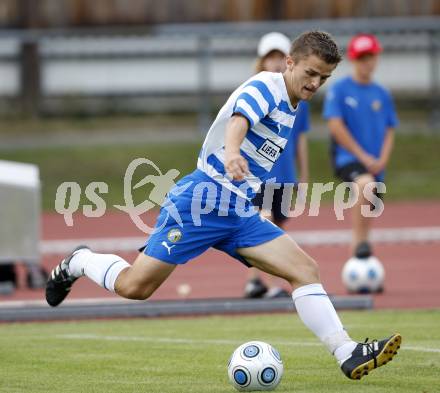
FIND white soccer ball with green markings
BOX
[227,341,283,391]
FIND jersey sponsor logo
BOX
[257,139,283,163]
[344,96,358,108]
[371,100,382,111]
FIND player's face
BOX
[261,50,287,73]
[286,54,336,101]
[352,53,378,81]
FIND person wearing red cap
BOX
[323,34,399,259]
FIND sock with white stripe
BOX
[292,283,357,364]
[68,249,130,292]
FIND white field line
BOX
[402,346,440,353]
[41,226,440,255]
[58,334,440,354]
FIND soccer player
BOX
[245,32,310,299]
[323,34,398,259]
[46,31,401,380]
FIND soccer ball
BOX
[227,341,283,391]
[341,256,385,293]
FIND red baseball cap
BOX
[347,34,382,60]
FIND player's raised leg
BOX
[45,247,176,306]
[237,234,401,380]
[113,253,176,299]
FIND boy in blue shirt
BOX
[323,34,398,259]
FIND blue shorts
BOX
[142,170,284,267]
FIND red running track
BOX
[4,201,440,310]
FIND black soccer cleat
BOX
[264,287,290,299]
[341,333,402,380]
[244,278,268,298]
[45,246,90,307]
[354,241,372,259]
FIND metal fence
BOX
[0,15,439,128]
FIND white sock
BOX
[69,249,130,292]
[334,341,358,365]
[292,283,357,363]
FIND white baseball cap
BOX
[257,32,291,58]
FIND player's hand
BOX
[359,152,379,173]
[369,158,386,175]
[225,152,249,181]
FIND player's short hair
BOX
[290,31,341,64]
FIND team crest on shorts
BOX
[167,228,182,243]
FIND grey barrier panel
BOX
[0,295,373,322]
[0,160,41,265]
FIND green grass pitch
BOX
[0,309,439,392]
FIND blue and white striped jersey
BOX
[197,71,298,200]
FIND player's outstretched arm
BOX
[224,114,250,181]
